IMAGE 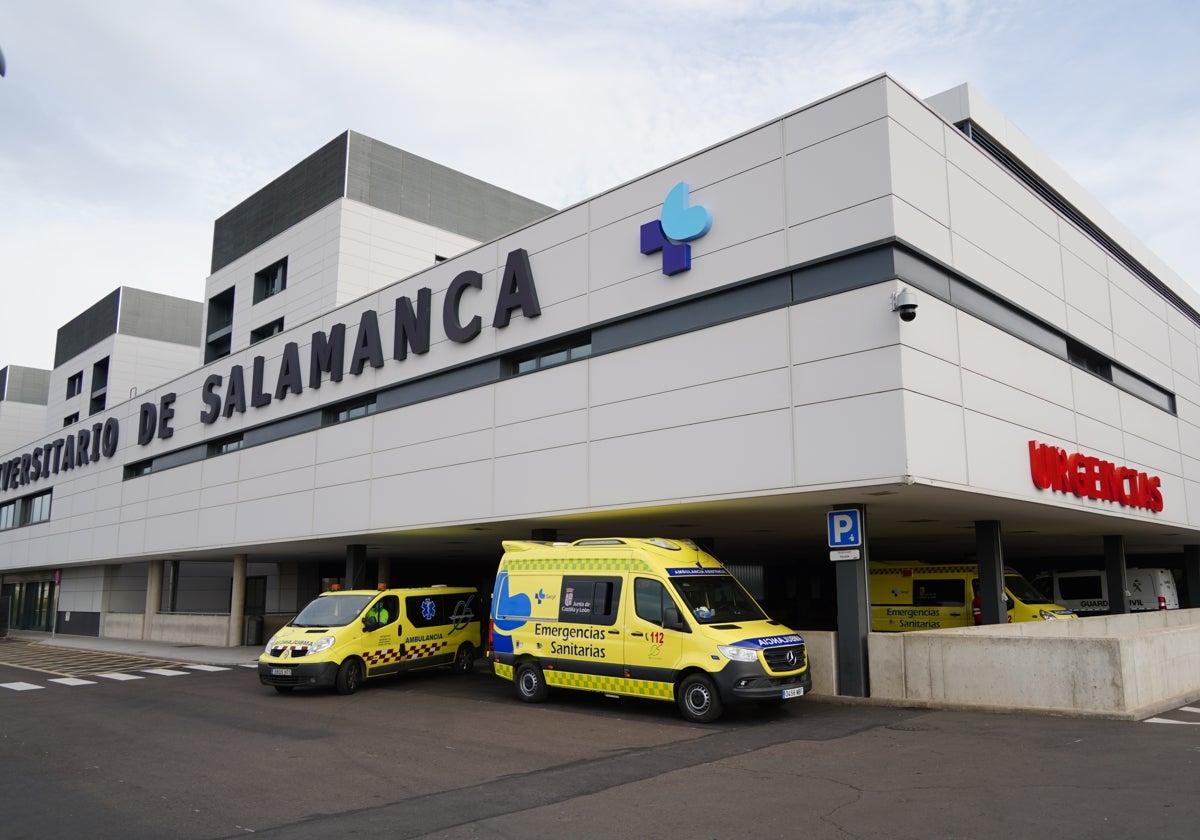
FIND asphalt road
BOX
[1,646,1198,839]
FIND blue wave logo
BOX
[640,182,712,276]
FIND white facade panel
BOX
[590,409,794,506]
[904,391,968,485]
[494,443,589,516]
[793,391,907,484]
[783,77,888,154]
[495,411,587,459]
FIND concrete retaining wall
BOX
[797,630,837,697]
[867,608,1200,718]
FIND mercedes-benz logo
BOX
[784,649,797,668]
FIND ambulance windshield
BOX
[1004,573,1057,605]
[670,574,766,625]
[292,594,374,627]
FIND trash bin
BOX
[244,614,263,646]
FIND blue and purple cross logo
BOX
[640,182,712,276]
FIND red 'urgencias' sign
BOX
[1028,440,1163,512]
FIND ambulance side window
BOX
[913,579,964,607]
[558,576,621,626]
[368,595,399,627]
[634,578,670,625]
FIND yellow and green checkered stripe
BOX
[500,556,654,573]
[492,661,672,699]
[544,669,673,699]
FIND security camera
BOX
[892,288,918,322]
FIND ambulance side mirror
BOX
[663,606,686,632]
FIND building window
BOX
[18,490,52,526]
[0,500,15,530]
[507,333,592,377]
[66,371,83,399]
[250,318,284,345]
[323,395,377,426]
[205,286,235,363]
[63,412,80,427]
[253,258,288,303]
[89,357,109,415]
[123,460,152,480]
[207,435,243,456]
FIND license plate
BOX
[781,686,805,699]
[270,668,292,676]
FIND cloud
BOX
[1,0,1197,371]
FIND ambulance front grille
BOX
[763,644,805,673]
[270,647,309,658]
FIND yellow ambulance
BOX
[258,585,481,694]
[488,538,811,723]
[869,561,1075,631]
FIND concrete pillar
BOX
[975,521,1005,625]
[228,554,247,647]
[377,557,391,589]
[346,544,367,590]
[1184,545,1200,609]
[1104,535,1130,614]
[832,504,869,698]
[144,559,163,641]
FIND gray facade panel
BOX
[54,288,120,367]
[346,132,554,244]
[211,133,350,273]
[118,288,202,348]
[0,365,51,405]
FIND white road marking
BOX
[185,665,231,672]
[96,672,144,681]
[49,677,97,686]
[1,682,44,691]
[140,668,190,676]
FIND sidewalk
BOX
[3,629,262,667]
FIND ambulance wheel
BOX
[453,643,476,673]
[677,673,723,723]
[335,657,364,695]
[515,661,548,703]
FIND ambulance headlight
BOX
[263,636,278,655]
[717,645,759,663]
[308,635,336,654]
[1039,610,1060,621]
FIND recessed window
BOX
[124,460,152,480]
[66,371,83,399]
[0,500,15,530]
[253,258,288,304]
[250,318,284,345]
[205,286,235,363]
[63,412,80,427]
[508,333,592,377]
[89,357,109,415]
[323,395,377,426]
[207,435,243,456]
[19,490,52,526]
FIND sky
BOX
[1,0,1197,371]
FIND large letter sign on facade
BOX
[1028,440,1163,512]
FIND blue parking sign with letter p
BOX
[827,510,861,548]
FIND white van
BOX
[1031,569,1180,614]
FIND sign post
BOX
[828,506,869,697]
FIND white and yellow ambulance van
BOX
[258,585,481,694]
[869,561,1075,631]
[488,538,811,723]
